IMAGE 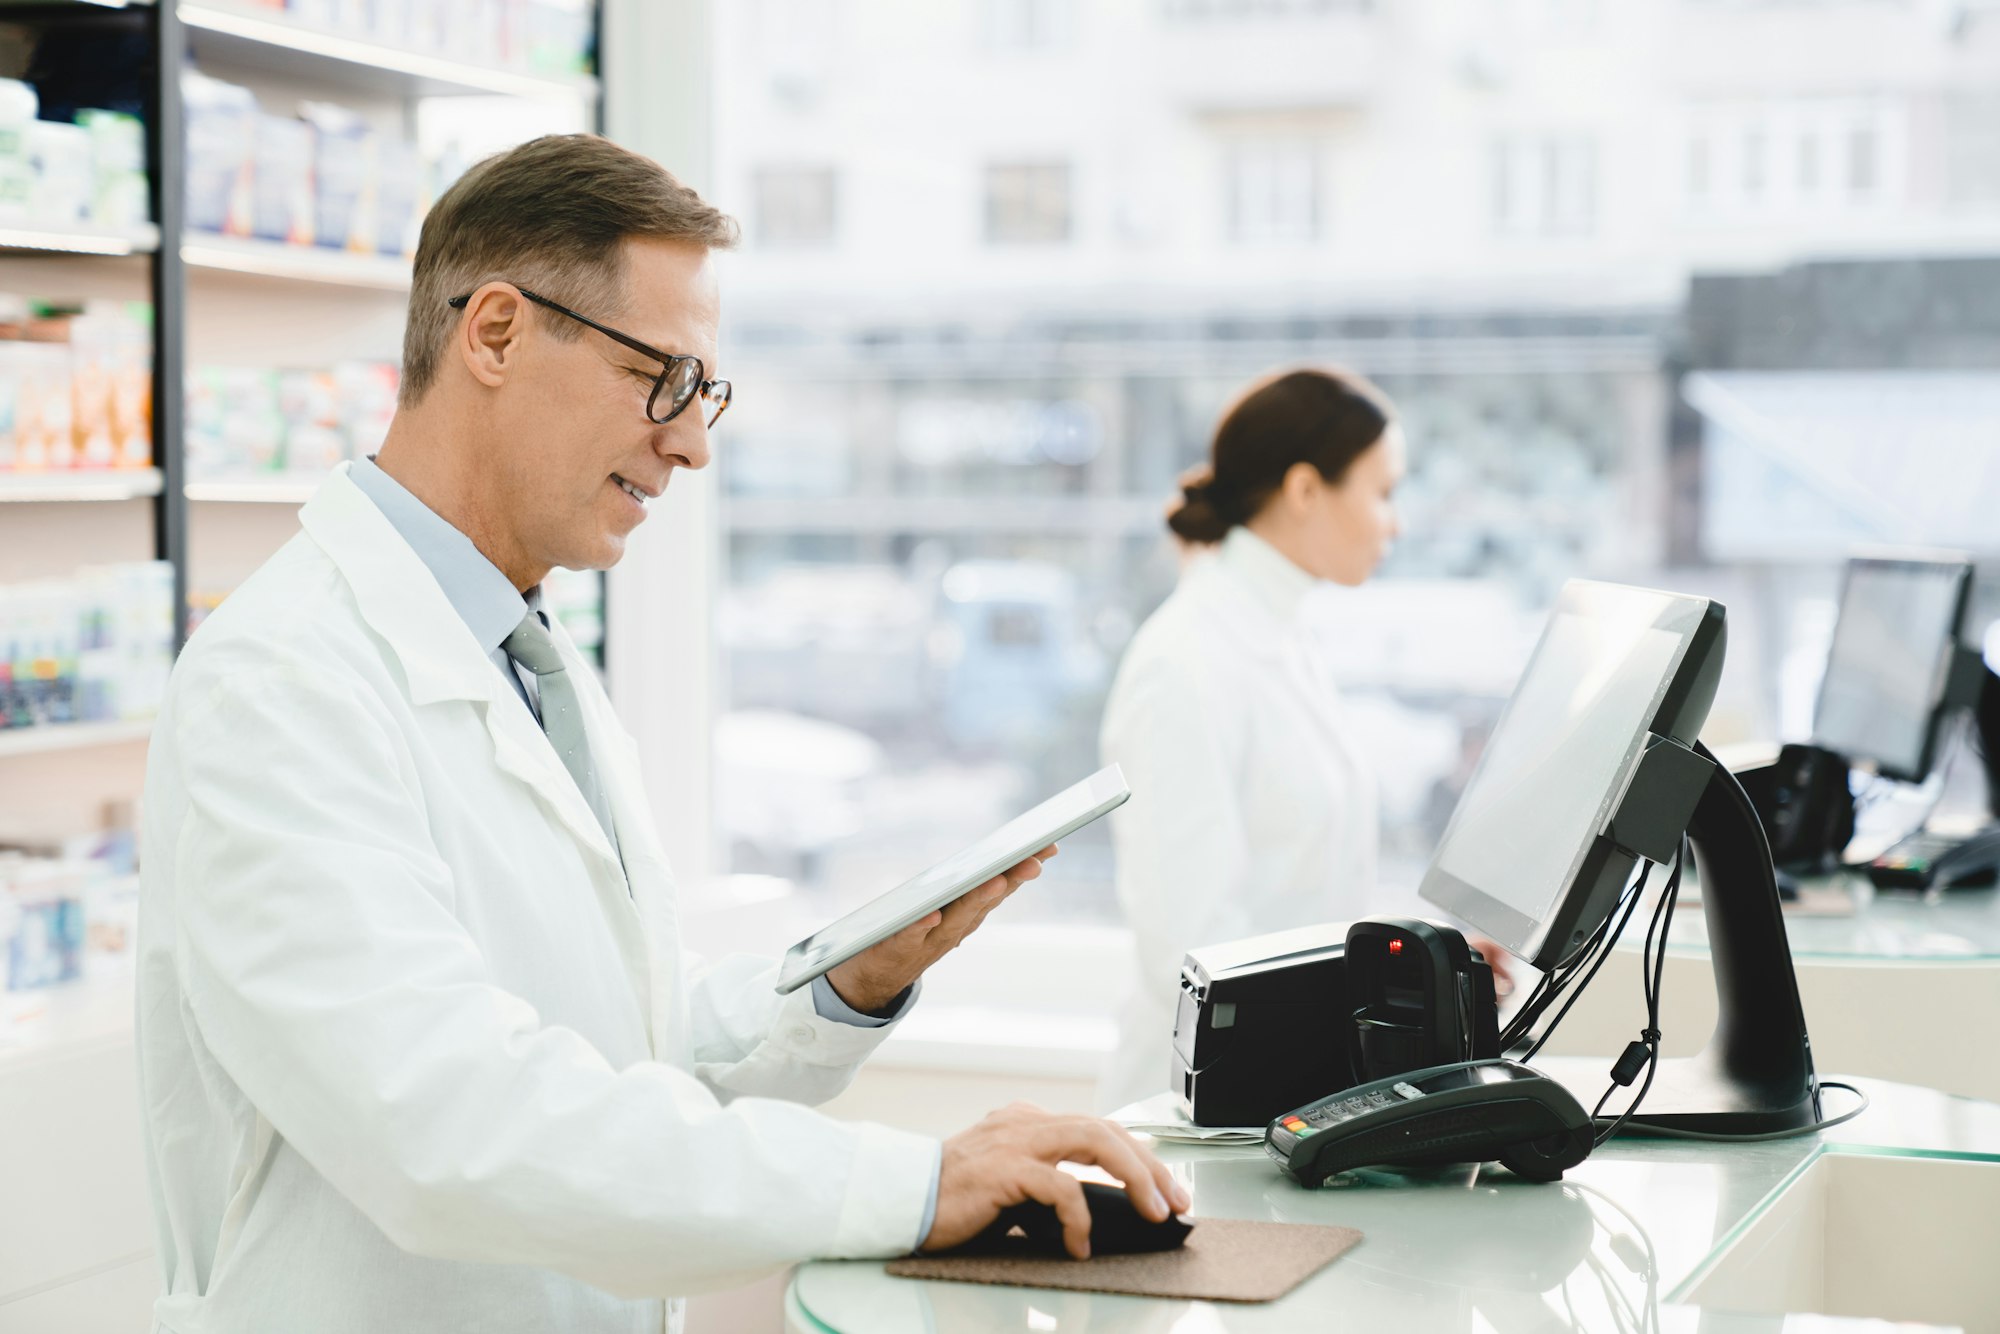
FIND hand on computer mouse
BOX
[954,1181,1193,1258]
[921,1103,1191,1260]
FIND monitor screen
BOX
[1420,582,1719,967]
[1812,557,1971,782]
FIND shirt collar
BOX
[1217,524,1319,625]
[348,456,535,654]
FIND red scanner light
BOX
[1388,938,1403,955]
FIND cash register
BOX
[1744,553,2000,892]
[1177,578,1826,1152]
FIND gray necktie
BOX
[502,611,619,853]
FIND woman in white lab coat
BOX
[1098,367,1406,1112]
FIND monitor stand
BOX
[1552,741,1823,1137]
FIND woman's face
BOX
[1297,424,1406,586]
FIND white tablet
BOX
[775,764,1131,995]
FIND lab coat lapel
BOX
[298,464,627,874]
[553,623,688,1061]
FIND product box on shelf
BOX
[183,70,256,237]
[75,108,148,230]
[0,816,142,1000]
[0,77,38,224]
[0,563,174,732]
[184,69,441,259]
[240,0,594,76]
[187,360,397,480]
[0,296,153,473]
[0,856,85,991]
[0,77,151,233]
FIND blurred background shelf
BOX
[0,469,163,502]
[0,221,159,257]
[180,235,412,290]
[180,2,601,102]
[0,718,154,759]
[183,476,317,504]
[723,496,1167,536]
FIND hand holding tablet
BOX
[776,765,1131,997]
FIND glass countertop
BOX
[791,1077,2000,1333]
[1665,873,2000,962]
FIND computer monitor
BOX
[1419,580,1725,971]
[1811,554,1974,784]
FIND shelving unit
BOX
[181,2,601,102]
[181,235,411,290]
[182,475,315,504]
[0,719,156,759]
[170,2,605,659]
[0,221,161,257]
[1,8,617,1327]
[0,2,604,780]
[0,468,164,502]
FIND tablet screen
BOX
[776,764,1130,994]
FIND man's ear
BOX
[458,284,528,390]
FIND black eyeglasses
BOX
[446,285,732,428]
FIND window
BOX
[1225,138,1322,245]
[984,162,1072,244]
[1491,135,1596,236]
[1800,132,1832,194]
[753,167,838,248]
[1688,133,1712,205]
[1681,98,1901,218]
[1847,122,1878,198]
[1945,91,2000,207]
[1741,127,1767,200]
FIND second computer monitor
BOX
[1419,580,1725,970]
[1812,554,1973,783]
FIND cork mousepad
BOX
[884,1217,1362,1304]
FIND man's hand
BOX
[825,845,1056,1015]
[921,1103,1191,1260]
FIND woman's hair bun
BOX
[1166,465,1233,545]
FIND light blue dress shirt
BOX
[345,459,938,1240]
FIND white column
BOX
[601,0,721,886]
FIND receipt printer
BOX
[1172,918,1500,1127]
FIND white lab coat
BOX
[135,464,936,1334]
[1099,526,1379,1112]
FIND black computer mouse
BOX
[950,1181,1193,1258]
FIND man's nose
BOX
[656,416,711,472]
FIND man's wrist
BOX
[812,972,917,1027]
[827,968,912,1017]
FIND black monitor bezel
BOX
[1419,582,1726,971]
[1810,554,1974,784]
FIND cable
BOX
[1521,864,1653,1063]
[1601,1079,1871,1142]
[1503,890,1628,1041]
[1569,1180,1662,1334]
[1590,840,1683,1146]
[1502,862,1651,1054]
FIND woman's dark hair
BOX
[1166,368,1393,545]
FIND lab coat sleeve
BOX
[1100,647,1255,1003]
[165,655,937,1298]
[678,951,918,1105]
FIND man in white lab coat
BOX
[135,134,1184,1334]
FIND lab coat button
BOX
[790,1025,815,1044]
